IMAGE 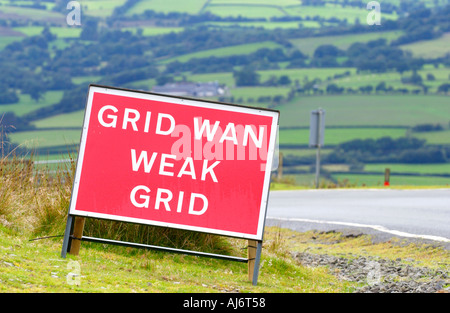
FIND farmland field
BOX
[126,0,208,15]
[412,130,450,145]
[9,129,81,149]
[277,95,450,128]
[279,127,407,146]
[205,4,286,19]
[285,3,398,24]
[0,91,63,117]
[400,33,450,59]
[162,41,284,63]
[32,110,86,129]
[364,163,450,175]
[290,31,404,56]
[13,26,82,38]
[331,174,450,187]
[81,0,128,17]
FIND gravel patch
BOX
[292,252,449,293]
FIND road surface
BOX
[266,188,450,247]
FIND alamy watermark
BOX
[367,1,381,26]
[66,1,81,26]
[366,261,382,286]
[66,260,81,286]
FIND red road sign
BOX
[69,85,279,240]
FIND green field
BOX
[331,173,450,187]
[7,94,449,151]
[9,129,82,149]
[364,163,450,175]
[0,36,23,50]
[0,91,64,117]
[277,95,450,128]
[32,110,85,129]
[122,26,184,36]
[81,0,128,17]
[203,1,398,24]
[290,31,404,56]
[162,41,284,63]
[126,0,208,15]
[0,5,64,21]
[286,3,398,24]
[13,26,82,38]
[205,4,286,19]
[400,32,450,58]
[205,20,321,29]
[279,127,408,146]
[412,130,450,145]
[331,67,450,93]
[229,86,292,99]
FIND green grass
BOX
[72,76,103,85]
[330,67,450,93]
[277,95,450,128]
[0,5,64,21]
[161,41,283,64]
[210,0,300,5]
[280,148,333,157]
[126,0,208,15]
[400,32,450,59]
[205,21,315,29]
[81,0,128,17]
[290,31,404,56]
[13,26,82,38]
[0,91,64,117]
[332,173,450,187]
[258,68,357,84]
[364,163,450,175]
[184,72,236,87]
[32,111,85,129]
[9,129,82,149]
[229,86,292,99]
[0,36,23,50]
[122,26,184,36]
[285,3,398,24]
[413,130,450,145]
[279,127,407,146]
[205,5,286,19]
[0,223,359,293]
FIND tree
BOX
[233,66,260,86]
[313,44,342,58]
[437,83,450,94]
[0,86,19,105]
[22,80,44,102]
[41,26,56,41]
[326,83,344,94]
[375,81,387,93]
[80,19,98,41]
[278,75,291,86]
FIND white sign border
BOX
[69,84,279,241]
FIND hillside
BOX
[0,0,449,187]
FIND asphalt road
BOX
[266,188,450,248]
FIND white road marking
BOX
[267,216,450,243]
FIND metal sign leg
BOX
[252,240,263,286]
[61,214,74,258]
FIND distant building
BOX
[152,81,228,98]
